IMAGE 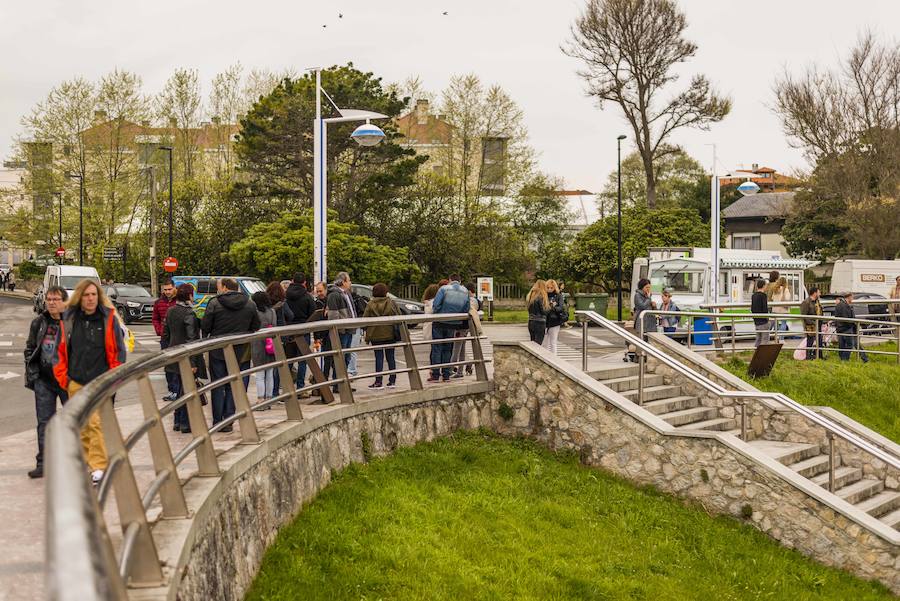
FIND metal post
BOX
[222,344,260,444]
[148,167,158,298]
[895,324,899,365]
[581,319,588,372]
[296,334,336,404]
[399,321,423,390]
[135,375,189,518]
[167,148,173,257]
[637,350,645,405]
[468,316,489,382]
[178,359,219,476]
[687,318,692,350]
[329,326,354,404]
[97,401,164,586]
[731,315,736,357]
[272,335,303,421]
[313,68,327,285]
[616,134,625,321]
[78,175,84,265]
[827,432,836,492]
[740,400,747,441]
[56,191,63,262]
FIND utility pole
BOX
[616,134,627,321]
[149,167,158,297]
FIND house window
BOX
[732,234,761,250]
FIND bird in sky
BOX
[322,24,327,28]
[442,11,448,15]
[339,13,343,18]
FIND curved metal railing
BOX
[576,310,900,494]
[45,312,488,600]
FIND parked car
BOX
[105,283,154,324]
[170,275,266,318]
[821,292,891,334]
[34,265,102,313]
[350,284,425,319]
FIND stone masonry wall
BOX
[490,344,899,593]
[176,394,493,601]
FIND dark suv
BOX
[351,284,425,318]
[105,284,154,324]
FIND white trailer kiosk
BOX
[631,247,819,339]
[831,260,900,297]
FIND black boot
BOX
[28,465,44,479]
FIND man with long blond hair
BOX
[52,278,127,484]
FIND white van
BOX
[34,265,101,313]
[831,260,900,297]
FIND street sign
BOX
[163,256,179,273]
[55,247,65,258]
[477,277,494,301]
[103,247,123,260]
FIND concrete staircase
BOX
[748,440,900,531]
[594,363,738,434]
[590,362,900,532]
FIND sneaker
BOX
[465,366,473,375]
[173,423,182,432]
[368,382,384,390]
[386,381,396,389]
[28,466,43,479]
[161,392,177,402]
[452,371,464,379]
[219,424,234,433]
[91,469,104,485]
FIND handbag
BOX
[194,378,209,405]
[793,338,807,361]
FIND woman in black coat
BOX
[163,283,206,433]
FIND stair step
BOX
[724,428,745,439]
[588,364,639,380]
[854,490,900,518]
[835,479,884,505]
[748,441,821,466]
[642,396,699,415]
[676,417,736,432]
[659,406,718,427]
[810,466,861,490]
[621,385,682,403]
[600,373,665,392]
[879,507,900,529]
[788,454,833,479]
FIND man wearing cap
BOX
[833,292,869,363]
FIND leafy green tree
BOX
[228,210,418,284]
[235,64,425,226]
[563,206,710,291]
[510,174,572,259]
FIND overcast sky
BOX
[1,0,897,191]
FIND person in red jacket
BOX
[152,278,178,400]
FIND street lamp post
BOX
[311,68,387,285]
[66,172,84,265]
[616,134,627,321]
[53,191,63,265]
[158,146,174,257]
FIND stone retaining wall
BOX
[490,343,899,593]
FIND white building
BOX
[0,161,29,265]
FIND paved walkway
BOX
[0,323,622,600]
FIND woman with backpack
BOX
[250,291,277,408]
[526,280,551,344]
[362,283,400,389]
[543,279,567,354]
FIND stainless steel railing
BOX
[576,310,900,494]
[45,312,488,601]
[637,310,900,362]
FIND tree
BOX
[209,63,244,178]
[509,174,572,258]
[563,205,709,291]
[774,32,900,259]
[565,0,731,208]
[228,210,417,284]
[156,68,203,179]
[235,64,424,224]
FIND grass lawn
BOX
[490,305,631,324]
[721,343,900,443]
[246,432,893,601]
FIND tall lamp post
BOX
[66,172,84,265]
[158,146,174,257]
[616,134,627,321]
[53,191,63,265]
[311,68,387,285]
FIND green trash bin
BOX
[575,293,609,318]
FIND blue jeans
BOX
[373,345,396,385]
[294,334,311,389]
[209,356,250,424]
[161,339,178,395]
[430,324,456,379]
[838,331,868,362]
[168,372,190,431]
[33,378,69,467]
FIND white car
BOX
[34,265,101,313]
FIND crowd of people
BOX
[23,271,491,482]
[0,269,16,291]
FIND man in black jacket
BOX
[201,278,260,429]
[23,285,69,478]
[285,272,317,390]
[834,292,869,363]
[750,279,770,347]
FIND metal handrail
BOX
[45,312,488,600]
[576,310,900,479]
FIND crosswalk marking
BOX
[0,341,12,347]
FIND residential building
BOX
[718,164,801,192]
[721,191,794,257]
[0,160,29,265]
